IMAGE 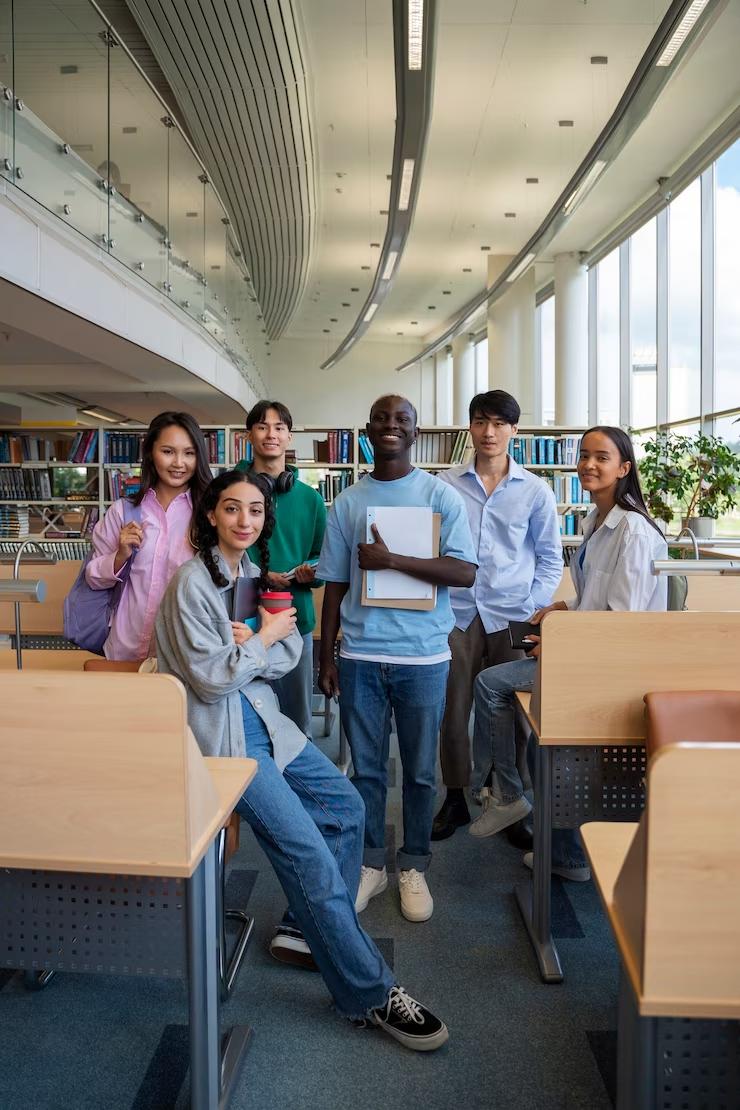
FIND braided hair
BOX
[190,470,275,589]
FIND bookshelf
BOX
[0,423,589,552]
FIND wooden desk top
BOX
[581,821,643,1003]
[0,648,98,670]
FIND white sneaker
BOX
[398,869,433,922]
[355,865,388,912]
[468,793,532,839]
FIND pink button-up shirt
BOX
[85,488,195,660]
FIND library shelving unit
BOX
[0,423,588,556]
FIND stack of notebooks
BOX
[0,505,30,539]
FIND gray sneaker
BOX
[523,852,591,883]
[468,793,532,839]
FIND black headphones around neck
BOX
[250,466,295,495]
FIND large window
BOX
[630,218,658,429]
[474,337,488,394]
[597,249,620,424]
[668,178,702,422]
[715,144,740,412]
[538,297,555,426]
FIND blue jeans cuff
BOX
[397,851,431,873]
[363,848,387,870]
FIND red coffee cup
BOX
[260,590,293,614]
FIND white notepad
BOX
[365,506,434,601]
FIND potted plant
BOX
[637,430,740,538]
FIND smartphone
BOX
[508,620,540,652]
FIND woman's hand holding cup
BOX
[257,605,297,648]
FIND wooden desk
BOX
[513,611,740,984]
[0,672,256,1109]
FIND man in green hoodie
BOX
[236,400,326,738]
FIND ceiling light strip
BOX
[393,0,722,374]
[320,0,437,370]
[655,0,710,65]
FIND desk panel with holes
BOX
[0,869,187,976]
[551,745,647,826]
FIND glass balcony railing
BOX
[0,0,264,391]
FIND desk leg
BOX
[188,842,252,1109]
[514,740,563,984]
[617,971,656,1110]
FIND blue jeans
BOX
[339,658,450,873]
[236,695,395,1018]
[473,659,586,868]
[271,632,314,739]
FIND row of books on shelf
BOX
[0,538,93,558]
[0,506,30,539]
[204,429,226,464]
[547,474,591,505]
[313,430,353,464]
[314,473,353,503]
[0,430,98,464]
[509,436,580,466]
[105,432,144,464]
[108,472,141,500]
[357,433,374,464]
[410,431,472,465]
[232,433,253,465]
[0,468,52,500]
[559,510,586,536]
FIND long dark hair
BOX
[581,426,664,536]
[191,470,274,589]
[133,412,212,510]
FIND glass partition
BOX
[12,0,109,247]
[0,0,12,181]
[167,128,205,324]
[203,182,227,341]
[109,40,168,291]
[0,0,258,388]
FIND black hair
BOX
[581,426,664,536]
[133,412,212,511]
[190,470,275,589]
[369,394,418,426]
[245,400,293,432]
[469,390,521,426]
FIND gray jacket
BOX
[155,551,306,769]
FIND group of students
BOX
[83,389,667,1053]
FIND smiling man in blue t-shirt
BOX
[317,395,477,924]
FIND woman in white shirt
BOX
[469,426,667,877]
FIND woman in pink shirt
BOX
[85,411,213,660]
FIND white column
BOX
[434,347,453,425]
[554,252,588,425]
[419,355,436,424]
[452,333,475,424]
[487,258,536,423]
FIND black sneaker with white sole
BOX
[269,925,319,971]
[370,986,449,1051]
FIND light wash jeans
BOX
[235,694,394,1018]
[473,658,586,868]
[339,658,450,873]
[271,632,314,739]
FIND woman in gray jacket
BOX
[155,469,448,1052]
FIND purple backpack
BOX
[63,500,142,654]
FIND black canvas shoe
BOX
[370,986,449,1051]
[269,925,319,971]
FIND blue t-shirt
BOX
[317,468,477,660]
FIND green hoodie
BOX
[236,462,327,635]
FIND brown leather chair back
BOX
[644,691,740,759]
[83,659,143,672]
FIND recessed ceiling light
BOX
[342,302,350,307]
[60,65,78,75]
[323,328,330,333]
[122,126,138,134]
[186,211,198,217]
[398,159,415,211]
[504,212,516,218]
[382,251,398,280]
[397,332,404,336]
[656,1,710,66]
[590,56,608,65]
[364,303,379,322]
[480,245,490,251]
[351,287,359,292]
[336,171,345,178]
[335,188,343,194]
[462,267,472,272]
[411,320,418,325]
[330,317,338,322]
[361,265,371,270]
[408,0,424,70]
[442,290,451,294]
[380,209,388,215]
[210,265,221,270]
[428,305,436,310]
[370,242,380,248]
[558,120,574,127]
[526,177,539,184]
[386,174,392,180]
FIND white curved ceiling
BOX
[125,0,317,339]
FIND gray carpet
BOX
[0,715,618,1110]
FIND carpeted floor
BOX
[0,713,619,1110]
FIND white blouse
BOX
[567,505,668,613]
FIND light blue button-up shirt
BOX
[439,457,563,633]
